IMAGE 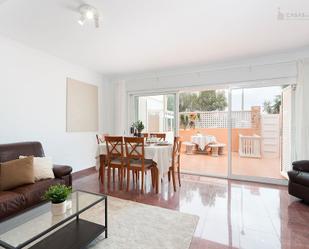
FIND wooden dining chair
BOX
[96,133,110,144]
[96,134,104,144]
[105,136,126,190]
[150,133,166,141]
[124,137,158,194]
[168,137,182,192]
[142,133,149,138]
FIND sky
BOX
[230,86,282,112]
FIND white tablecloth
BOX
[96,144,173,191]
[191,135,216,150]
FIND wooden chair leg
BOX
[107,166,111,189]
[172,168,176,192]
[124,168,126,179]
[178,166,181,187]
[132,170,135,188]
[155,168,159,194]
[99,155,105,183]
[141,171,145,194]
[168,171,171,182]
[126,168,130,191]
[100,164,105,185]
[135,171,138,187]
[119,168,123,190]
[113,168,116,184]
[151,168,155,189]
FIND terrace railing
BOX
[239,134,262,158]
[180,111,252,128]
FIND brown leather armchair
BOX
[288,160,309,203]
[0,141,73,220]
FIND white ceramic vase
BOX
[51,200,67,216]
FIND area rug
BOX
[82,196,199,249]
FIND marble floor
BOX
[73,169,309,249]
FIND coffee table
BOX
[0,190,107,249]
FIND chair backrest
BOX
[105,136,124,162]
[96,133,110,144]
[150,133,166,141]
[172,137,182,167]
[96,134,103,144]
[124,137,145,162]
[141,133,149,138]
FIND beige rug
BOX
[82,197,199,249]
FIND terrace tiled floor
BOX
[181,152,285,179]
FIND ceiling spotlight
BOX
[78,4,100,28]
[86,10,94,19]
[78,15,85,26]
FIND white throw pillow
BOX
[19,156,54,181]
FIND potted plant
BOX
[133,120,144,137]
[44,184,72,216]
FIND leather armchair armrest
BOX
[292,160,309,173]
[53,164,73,178]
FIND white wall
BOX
[0,35,113,172]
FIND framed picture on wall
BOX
[66,78,98,132]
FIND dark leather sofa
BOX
[288,160,309,203]
[0,142,72,220]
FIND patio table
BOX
[191,135,216,151]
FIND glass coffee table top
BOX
[0,191,106,248]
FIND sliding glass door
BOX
[178,88,229,177]
[230,85,292,183]
[133,93,177,143]
[129,84,293,185]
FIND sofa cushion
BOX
[0,191,26,220]
[288,171,309,187]
[20,156,54,181]
[0,157,35,191]
[13,178,64,207]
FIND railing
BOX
[180,111,252,128]
[239,134,261,158]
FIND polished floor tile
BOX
[73,170,309,249]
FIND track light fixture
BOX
[78,4,100,28]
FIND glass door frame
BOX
[127,81,292,186]
[227,83,292,186]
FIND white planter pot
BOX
[51,201,67,216]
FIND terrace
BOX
[179,109,284,179]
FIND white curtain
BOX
[293,59,309,161]
[114,80,127,135]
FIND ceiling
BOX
[0,0,309,75]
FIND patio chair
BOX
[150,133,166,141]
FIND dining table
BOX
[96,143,173,192]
